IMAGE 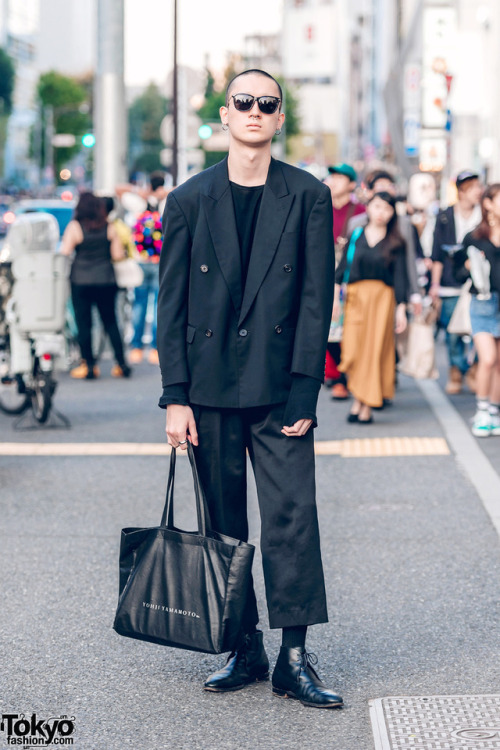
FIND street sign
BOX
[419,137,446,172]
[404,115,420,156]
[51,134,76,148]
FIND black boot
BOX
[272,647,343,708]
[204,631,269,692]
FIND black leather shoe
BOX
[272,647,343,708]
[204,631,270,692]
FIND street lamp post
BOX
[94,0,127,193]
[171,0,178,185]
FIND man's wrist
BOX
[158,382,189,409]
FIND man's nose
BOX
[249,100,261,114]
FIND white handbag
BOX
[447,280,472,336]
[113,258,144,289]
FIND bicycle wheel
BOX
[0,374,30,415]
[31,368,56,423]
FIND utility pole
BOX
[94,0,127,193]
[172,0,178,185]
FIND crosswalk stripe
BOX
[0,437,449,458]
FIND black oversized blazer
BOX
[157,157,335,409]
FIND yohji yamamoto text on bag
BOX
[113,442,255,654]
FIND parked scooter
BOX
[0,213,70,426]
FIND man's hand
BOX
[166,404,198,449]
[395,304,407,335]
[281,419,313,437]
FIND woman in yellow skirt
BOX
[333,192,409,423]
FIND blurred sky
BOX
[124,0,282,86]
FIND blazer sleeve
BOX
[431,212,446,263]
[402,219,420,296]
[157,192,192,388]
[291,185,335,381]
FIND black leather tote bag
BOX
[113,442,255,654]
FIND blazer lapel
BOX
[238,159,294,326]
[203,158,243,315]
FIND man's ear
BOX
[219,105,228,126]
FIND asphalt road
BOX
[1,344,500,750]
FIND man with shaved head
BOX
[157,70,342,709]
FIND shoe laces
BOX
[300,651,318,670]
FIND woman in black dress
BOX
[61,192,130,379]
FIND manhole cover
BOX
[370,696,500,749]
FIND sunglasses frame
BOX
[231,93,282,115]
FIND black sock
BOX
[243,624,258,636]
[282,625,307,649]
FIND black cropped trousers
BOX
[191,402,328,632]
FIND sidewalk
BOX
[1,347,500,750]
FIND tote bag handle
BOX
[160,442,212,535]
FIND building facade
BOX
[1,0,39,185]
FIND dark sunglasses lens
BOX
[258,97,279,114]
[233,95,254,111]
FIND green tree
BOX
[128,82,169,174]
[0,48,15,112]
[37,70,90,179]
[0,48,15,177]
[276,78,300,152]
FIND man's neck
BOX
[227,144,271,186]
[455,199,475,219]
[332,194,351,210]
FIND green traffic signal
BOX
[198,124,213,140]
[82,133,96,148]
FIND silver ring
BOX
[178,439,188,445]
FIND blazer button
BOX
[275,325,282,334]
[200,264,209,273]
[239,329,248,337]
[205,329,213,337]
[283,264,292,272]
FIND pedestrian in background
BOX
[60,192,131,380]
[102,196,137,260]
[453,183,500,437]
[430,170,482,394]
[334,192,408,423]
[117,171,168,366]
[324,163,365,400]
[348,169,423,316]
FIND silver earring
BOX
[275,128,282,135]
[222,123,229,131]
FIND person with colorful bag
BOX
[333,192,409,423]
[118,171,168,366]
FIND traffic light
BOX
[81,133,96,148]
[198,124,213,140]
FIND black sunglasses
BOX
[231,93,281,115]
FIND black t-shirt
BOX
[230,181,264,288]
[335,229,409,304]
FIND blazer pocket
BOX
[186,324,196,344]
